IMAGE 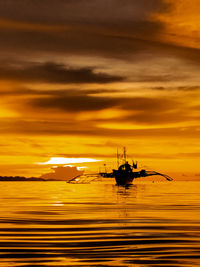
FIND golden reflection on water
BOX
[0,181,200,266]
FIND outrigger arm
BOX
[136,170,173,181]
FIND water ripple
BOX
[0,181,199,266]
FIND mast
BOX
[104,163,107,173]
[123,147,126,162]
[117,148,119,168]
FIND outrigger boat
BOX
[67,148,173,185]
[100,148,173,186]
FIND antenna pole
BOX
[123,147,126,162]
[104,164,107,173]
[117,148,119,168]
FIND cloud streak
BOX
[0,0,170,62]
[0,61,124,84]
[0,0,168,24]
[30,90,179,114]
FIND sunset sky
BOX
[0,0,200,178]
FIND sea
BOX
[0,180,200,266]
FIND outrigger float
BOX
[99,148,173,186]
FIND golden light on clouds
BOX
[156,0,200,48]
[0,0,199,179]
[38,157,102,165]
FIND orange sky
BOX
[0,0,199,179]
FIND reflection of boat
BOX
[100,148,173,186]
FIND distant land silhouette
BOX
[0,166,84,181]
[0,176,47,181]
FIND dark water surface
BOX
[0,181,200,266]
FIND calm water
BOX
[0,180,200,266]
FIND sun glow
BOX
[37,157,102,165]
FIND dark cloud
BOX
[0,27,157,60]
[0,0,168,24]
[1,24,200,69]
[0,0,199,69]
[129,74,179,83]
[31,91,178,113]
[0,80,191,126]
[119,97,177,112]
[31,91,117,112]
[0,0,171,61]
[0,61,124,84]
[0,86,120,97]
[6,87,196,128]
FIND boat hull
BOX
[113,170,134,185]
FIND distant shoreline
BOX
[0,176,57,181]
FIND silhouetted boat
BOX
[100,148,173,186]
[113,165,173,185]
[67,148,173,185]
